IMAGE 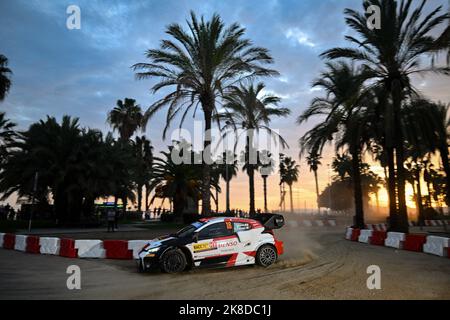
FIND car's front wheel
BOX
[256,245,278,267]
[160,248,187,273]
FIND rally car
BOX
[137,214,285,273]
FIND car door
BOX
[189,222,238,268]
[232,221,257,266]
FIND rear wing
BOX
[252,214,285,230]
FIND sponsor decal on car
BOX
[193,242,217,253]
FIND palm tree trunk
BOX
[439,145,450,205]
[392,81,409,233]
[289,184,294,213]
[144,184,149,212]
[387,147,398,229]
[350,148,365,229]
[263,176,268,213]
[314,169,320,214]
[248,167,256,215]
[215,188,219,213]
[201,110,212,216]
[415,170,425,227]
[226,179,230,214]
[137,184,142,214]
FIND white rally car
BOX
[138,214,285,273]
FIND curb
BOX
[0,232,150,260]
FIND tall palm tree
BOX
[217,151,238,214]
[280,156,299,213]
[298,61,368,228]
[321,0,450,232]
[133,12,278,215]
[217,82,290,215]
[132,136,153,214]
[108,98,143,212]
[0,55,12,101]
[259,150,275,213]
[0,112,16,164]
[107,98,143,142]
[306,151,322,214]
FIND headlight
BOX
[147,247,160,253]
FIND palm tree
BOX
[217,151,238,214]
[107,98,143,142]
[217,82,290,215]
[280,156,299,213]
[306,151,322,214]
[321,0,450,232]
[0,55,12,101]
[149,144,219,218]
[259,150,275,213]
[0,112,16,164]
[133,12,278,215]
[131,136,153,214]
[298,61,368,228]
[108,98,144,211]
[0,116,129,223]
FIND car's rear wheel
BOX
[256,245,278,267]
[160,248,187,273]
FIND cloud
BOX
[285,28,316,47]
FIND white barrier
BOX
[39,237,60,255]
[14,235,27,252]
[328,220,337,227]
[75,240,106,258]
[315,220,324,227]
[303,220,312,227]
[128,240,151,259]
[385,232,405,249]
[423,236,450,257]
[358,230,373,244]
[0,233,4,248]
[345,227,353,240]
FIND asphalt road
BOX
[0,229,449,299]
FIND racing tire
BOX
[160,248,187,274]
[256,244,278,267]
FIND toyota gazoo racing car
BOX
[137,214,285,273]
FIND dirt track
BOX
[0,226,449,300]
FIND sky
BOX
[1,0,449,212]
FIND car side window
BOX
[198,222,233,240]
[233,222,251,233]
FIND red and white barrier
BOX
[365,224,387,231]
[128,240,151,259]
[385,232,405,249]
[14,235,27,252]
[103,240,133,259]
[75,239,106,258]
[423,236,450,257]
[345,227,353,240]
[403,234,427,252]
[358,230,373,244]
[59,238,77,258]
[369,231,387,246]
[39,237,60,255]
[26,236,40,253]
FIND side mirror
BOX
[192,233,199,243]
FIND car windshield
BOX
[176,221,204,238]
